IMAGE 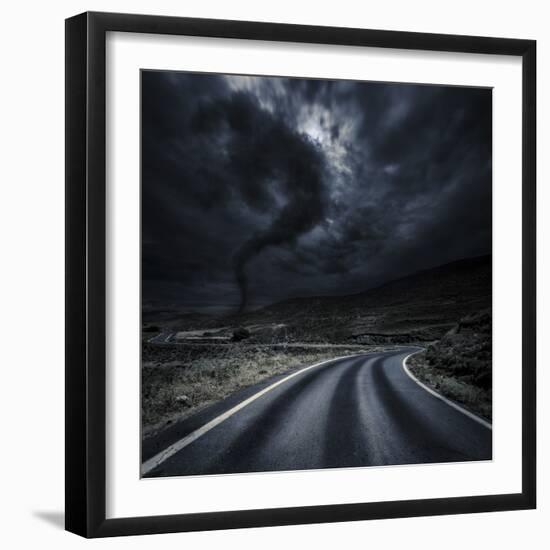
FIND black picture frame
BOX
[65,11,536,538]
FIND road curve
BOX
[142,347,492,477]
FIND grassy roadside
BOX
[407,309,492,422]
[142,343,381,437]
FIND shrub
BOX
[231,327,251,342]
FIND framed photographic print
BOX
[65,11,536,537]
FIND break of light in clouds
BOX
[142,71,492,313]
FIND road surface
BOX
[147,331,174,344]
[142,347,491,477]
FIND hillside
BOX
[408,307,492,420]
[227,255,491,344]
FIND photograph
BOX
[140,70,493,478]
[0,0,541,544]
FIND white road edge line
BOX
[402,350,492,431]
[141,352,368,476]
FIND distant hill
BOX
[233,255,491,344]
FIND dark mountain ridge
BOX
[233,255,491,344]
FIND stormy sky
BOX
[142,71,492,314]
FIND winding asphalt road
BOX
[142,347,491,477]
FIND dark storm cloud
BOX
[193,93,327,312]
[142,71,491,312]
